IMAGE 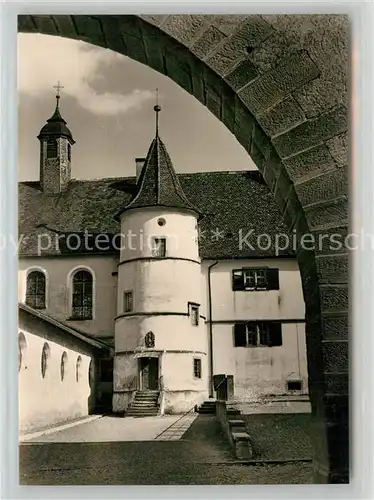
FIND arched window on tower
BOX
[47,139,58,158]
[68,143,71,162]
[71,270,93,320]
[26,270,46,309]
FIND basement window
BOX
[287,380,302,391]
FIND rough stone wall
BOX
[18,14,349,483]
[57,137,71,191]
[39,137,71,193]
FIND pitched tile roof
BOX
[18,171,295,258]
[117,135,200,217]
[19,303,112,352]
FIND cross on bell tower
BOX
[53,81,64,97]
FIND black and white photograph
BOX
[16,14,348,486]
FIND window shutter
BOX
[232,270,244,291]
[233,323,246,346]
[269,322,282,346]
[267,268,280,290]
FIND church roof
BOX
[118,134,200,217]
[18,171,295,259]
[19,303,112,353]
[37,96,75,143]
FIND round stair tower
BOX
[113,105,208,414]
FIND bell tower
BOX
[37,82,75,194]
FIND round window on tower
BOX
[157,218,166,227]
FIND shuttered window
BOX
[232,268,279,291]
[234,322,282,347]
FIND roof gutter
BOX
[207,260,218,398]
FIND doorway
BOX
[139,357,159,390]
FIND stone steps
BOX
[126,390,160,417]
[197,400,216,414]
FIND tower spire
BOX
[154,88,161,137]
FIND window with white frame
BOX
[189,302,199,326]
[232,268,279,291]
[234,322,282,347]
[151,237,166,257]
[123,291,133,313]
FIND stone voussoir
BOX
[272,104,348,159]
[239,50,320,115]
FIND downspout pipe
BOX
[208,261,218,398]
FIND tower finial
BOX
[53,81,64,108]
[153,88,161,137]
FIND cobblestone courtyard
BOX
[20,415,313,485]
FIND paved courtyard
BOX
[23,413,196,443]
[19,415,313,485]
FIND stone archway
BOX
[18,14,349,483]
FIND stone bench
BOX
[231,431,253,459]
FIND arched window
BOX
[26,270,46,309]
[41,343,50,378]
[88,359,94,388]
[47,139,58,158]
[76,356,82,382]
[61,352,68,381]
[18,332,27,372]
[71,270,93,320]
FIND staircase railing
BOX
[125,375,138,411]
[157,375,165,415]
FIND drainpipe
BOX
[207,261,218,398]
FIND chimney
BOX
[135,157,146,182]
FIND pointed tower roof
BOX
[117,103,201,218]
[37,83,75,143]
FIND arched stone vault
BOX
[18,14,349,483]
